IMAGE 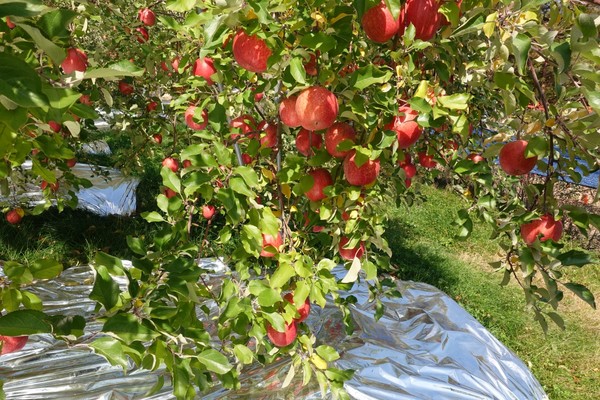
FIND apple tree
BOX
[0,0,599,398]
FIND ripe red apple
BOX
[295,86,339,131]
[230,114,257,140]
[266,321,297,347]
[0,336,28,355]
[147,101,158,112]
[254,92,264,102]
[119,81,134,96]
[418,151,437,168]
[339,237,365,261]
[279,95,301,128]
[5,17,15,29]
[401,163,417,179]
[325,122,356,158]
[135,27,149,43]
[343,151,381,186]
[446,140,459,151]
[41,181,59,192]
[258,120,278,148]
[79,94,92,106]
[152,134,162,144]
[232,30,272,73]
[5,208,24,225]
[241,153,253,164]
[66,158,77,168]
[362,2,400,43]
[193,57,217,85]
[138,8,156,26]
[183,159,192,168]
[385,105,422,149]
[499,140,538,176]
[467,153,484,163]
[163,187,177,199]
[202,204,216,219]
[520,214,563,245]
[296,129,323,156]
[305,168,333,202]
[162,157,179,172]
[61,48,88,74]
[261,232,283,257]
[184,106,208,131]
[284,292,310,323]
[304,53,318,76]
[48,121,61,133]
[399,0,445,41]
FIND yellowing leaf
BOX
[281,184,291,198]
[518,11,538,23]
[525,121,543,134]
[483,12,497,38]
[311,11,326,24]
[545,118,555,127]
[261,167,275,181]
[310,354,328,370]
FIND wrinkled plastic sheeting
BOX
[0,260,548,400]
[1,161,139,216]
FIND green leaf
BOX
[350,65,393,90]
[241,224,262,256]
[166,0,197,12]
[270,263,295,289]
[234,166,259,187]
[49,315,86,337]
[0,310,51,336]
[436,93,471,110]
[102,313,160,344]
[197,349,233,374]
[161,167,181,194]
[142,211,165,223]
[525,136,547,158]
[233,344,254,365]
[19,24,65,65]
[289,57,307,84]
[90,264,120,311]
[42,86,80,109]
[230,176,255,197]
[94,251,125,276]
[557,250,597,267]
[316,345,340,362]
[126,236,146,256]
[89,337,129,369]
[84,61,145,79]
[300,32,337,53]
[3,261,33,284]
[577,14,597,39]
[30,258,62,280]
[38,9,77,39]
[564,283,596,309]
[551,42,571,74]
[512,33,531,75]
[0,52,48,108]
[258,287,281,307]
[582,88,600,115]
[0,0,48,18]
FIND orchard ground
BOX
[1,135,598,399]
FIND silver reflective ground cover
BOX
[0,260,548,399]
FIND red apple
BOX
[230,114,257,140]
[163,187,177,198]
[258,120,278,148]
[520,214,563,245]
[193,57,217,85]
[304,53,318,76]
[362,2,400,43]
[296,129,323,156]
[399,0,445,41]
[202,205,216,219]
[467,153,484,163]
[138,8,156,26]
[135,27,149,43]
[339,237,365,261]
[79,94,92,106]
[147,101,158,112]
[66,158,77,168]
[418,151,437,168]
[261,232,283,257]
[242,153,253,164]
[401,163,417,178]
[119,81,134,96]
[284,293,310,323]
[232,30,272,73]
[184,106,208,131]
[0,336,28,355]
[152,134,162,144]
[5,208,24,225]
[325,122,356,158]
[162,157,179,172]
[305,168,333,202]
[295,86,339,131]
[61,48,88,74]
[343,151,381,186]
[279,95,301,128]
[254,92,264,102]
[385,105,422,149]
[183,159,192,168]
[41,181,59,192]
[266,321,297,347]
[499,140,538,176]
[48,121,61,133]
[5,17,15,29]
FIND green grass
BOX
[386,185,600,400]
